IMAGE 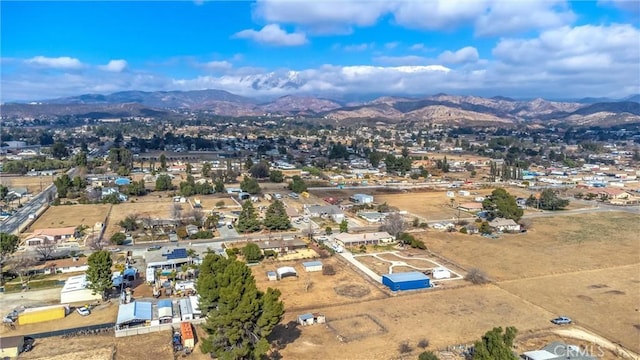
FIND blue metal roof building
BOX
[382,272,430,291]
[116,301,153,325]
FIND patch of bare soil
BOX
[333,284,371,298]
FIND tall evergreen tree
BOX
[196,254,284,359]
[263,200,290,230]
[482,188,523,221]
[236,201,261,233]
[472,326,518,360]
[86,250,113,300]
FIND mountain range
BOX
[2,89,639,127]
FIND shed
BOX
[157,299,173,320]
[297,313,326,326]
[116,301,153,326]
[266,271,277,281]
[276,266,297,280]
[179,298,194,320]
[432,267,451,279]
[302,261,323,272]
[350,193,374,204]
[0,336,24,358]
[181,322,195,349]
[382,272,430,291]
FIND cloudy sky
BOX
[1,0,639,102]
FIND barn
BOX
[276,266,297,280]
[382,272,430,291]
[302,261,323,272]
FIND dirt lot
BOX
[0,301,119,337]
[195,195,240,210]
[500,264,640,354]
[104,197,180,238]
[275,284,556,360]
[423,212,640,281]
[28,204,111,231]
[251,257,387,310]
[0,175,55,194]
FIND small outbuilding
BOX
[432,267,451,279]
[382,272,430,291]
[302,261,323,272]
[276,266,298,280]
[297,313,326,326]
[350,193,374,204]
[157,299,173,322]
[0,336,24,358]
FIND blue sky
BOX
[1,0,639,101]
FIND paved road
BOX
[0,167,78,235]
[338,250,382,283]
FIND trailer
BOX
[18,304,68,325]
[181,322,195,349]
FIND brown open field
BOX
[28,204,111,231]
[0,175,55,194]
[499,264,640,354]
[195,194,240,209]
[104,197,179,238]
[275,284,557,360]
[423,212,640,281]
[252,257,387,310]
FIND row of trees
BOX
[237,200,291,233]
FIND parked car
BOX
[76,307,91,316]
[147,245,162,251]
[551,316,572,325]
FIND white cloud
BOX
[409,43,426,51]
[233,24,307,46]
[437,46,480,64]
[373,55,430,66]
[204,60,233,71]
[25,56,83,69]
[254,0,393,34]
[474,0,575,36]
[99,59,128,72]
[253,0,576,36]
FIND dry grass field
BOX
[252,257,387,310]
[104,197,179,238]
[195,195,240,209]
[275,284,556,360]
[499,264,640,354]
[423,212,640,281]
[0,175,55,194]
[28,204,111,230]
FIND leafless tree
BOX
[184,208,204,225]
[141,216,157,241]
[381,212,406,238]
[86,234,105,250]
[170,203,182,221]
[35,239,56,261]
[8,255,38,286]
